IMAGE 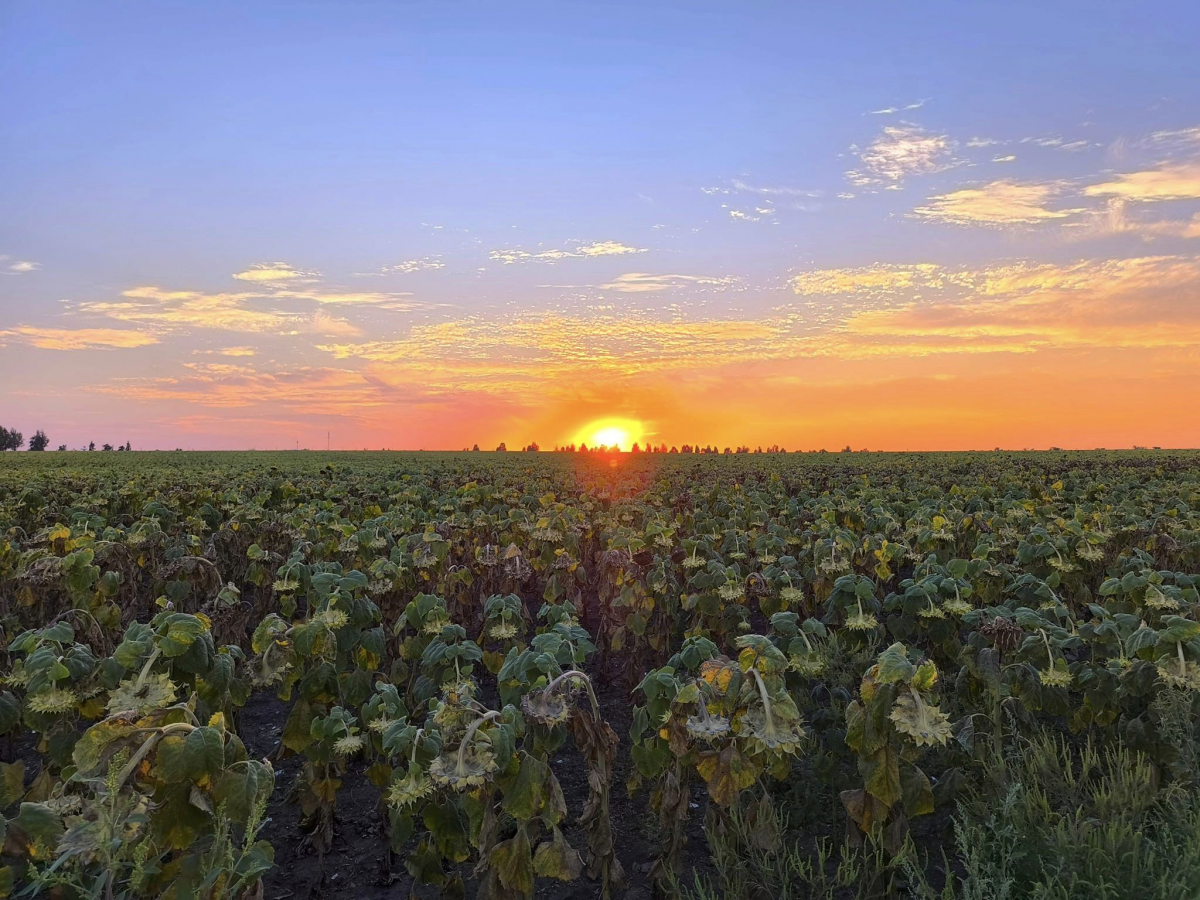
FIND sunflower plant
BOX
[841,642,952,853]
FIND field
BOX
[2,449,1200,900]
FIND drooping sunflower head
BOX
[487,621,519,641]
[313,608,350,631]
[685,711,731,742]
[845,610,877,632]
[1039,666,1073,689]
[387,768,436,809]
[28,686,80,715]
[521,689,572,727]
[888,690,952,748]
[106,672,178,716]
[428,742,497,791]
[737,706,805,755]
[1157,660,1200,692]
[789,651,827,679]
[333,734,366,757]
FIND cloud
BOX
[728,209,763,222]
[846,125,959,187]
[374,258,445,275]
[867,99,929,116]
[598,273,738,293]
[316,310,795,401]
[1065,198,1200,241]
[489,241,646,264]
[0,326,158,350]
[728,179,821,198]
[232,262,320,283]
[913,180,1078,225]
[76,286,366,335]
[1084,161,1200,202]
[825,254,1200,358]
[791,264,945,297]
[993,155,1016,163]
[194,346,257,357]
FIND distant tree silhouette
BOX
[28,430,49,451]
[102,443,114,451]
[88,441,96,452]
[495,442,507,452]
[125,441,132,451]
[523,441,539,451]
[471,443,480,451]
[0,426,24,451]
[57,444,67,452]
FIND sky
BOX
[3,1,1200,451]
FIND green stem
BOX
[747,668,777,739]
[456,711,500,774]
[545,669,600,718]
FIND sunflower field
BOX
[2,449,1199,900]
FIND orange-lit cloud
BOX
[0,326,158,350]
[1084,161,1200,202]
[488,241,646,264]
[913,179,1078,225]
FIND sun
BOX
[571,417,646,451]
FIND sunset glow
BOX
[572,419,646,452]
[3,4,1200,450]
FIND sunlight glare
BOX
[572,418,645,451]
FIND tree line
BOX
[0,426,131,452]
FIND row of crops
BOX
[1,450,1199,899]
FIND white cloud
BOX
[232,262,320,283]
[729,179,821,198]
[382,258,445,274]
[2,256,41,274]
[867,99,929,116]
[846,125,960,187]
[489,241,646,264]
[598,273,738,293]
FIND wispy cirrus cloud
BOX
[489,241,646,264]
[598,273,738,293]
[867,99,929,116]
[0,325,158,350]
[846,124,960,188]
[75,286,365,336]
[913,179,1078,225]
[232,262,320,283]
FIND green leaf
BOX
[900,764,934,817]
[159,613,206,657]
[213,760,274,824]
[183,726,225,781]
[876,644,915,684]
[0,762,24,810]
[862,743,902,808]
[73,720,139,775]
[533,826,583,882]
[490,827,534,895]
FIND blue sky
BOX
[3,1,1200,450]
